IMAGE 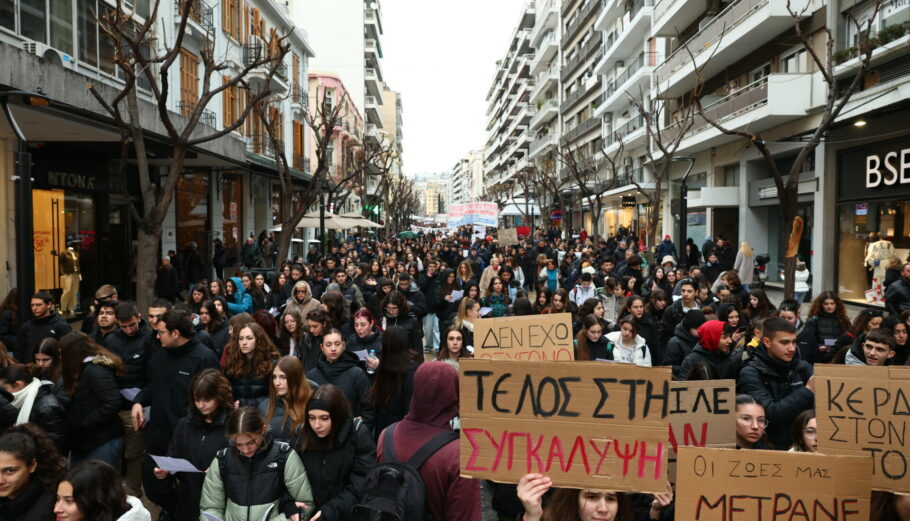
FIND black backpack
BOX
[351,422,458,521]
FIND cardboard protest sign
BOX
[459,359,670,492]
[499,228,518,246]
[676,447,871,521]
[473,313,574,360]
[816,365,910,492]
[667,380,736,481]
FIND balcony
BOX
[561,77,602,113]
[177,101,216,127]
[562,115,602,144]
[175,0,214,35]
[563,0,602,46]
[530,98,559,130]
[365,96,384,127]
[364,7,383,40]
[562,31,603,81]
[654,0,818,98]
[530,0,559,45]
[595,52,655,116]
[666,73,814,155]
[290,86,308,115]
[594,0,654,74]
[247,134,284,158]
[365,67,382,98]
[530,31,559,74]
[365,38,382,66]
[365,124,380,144]
[604,115,645,151]
[531,64,560,101]
[242,41,289,94]
[529,133,559,158]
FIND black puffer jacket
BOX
[798,313,845,364]
[578,335,611,361]
[201,321,230,357]
[299,334,323,373]
[0,479,55,521]
[345,330,382,358]
[307,351,375,429]
[381,314,422,361]
[738,346,814,449]
[0,389,18,431]
[0,308,17,355]
[664,322,700,379]
[374,362,417,437]
[135,337,220,453]
[67,355,123,452]
[297,418,377,521]
[103,322,154,409]
[229,371,271,408]
[165,408,231,521]
[25,383,69,451]
[678,344,741,380]
[15,311,71,363]
[659,300,699,348]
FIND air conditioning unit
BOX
[22,40,77,70]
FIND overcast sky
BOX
[380,0,528,177]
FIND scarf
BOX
[11,379,43,425]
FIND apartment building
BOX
[424,181,447,216]
[483,3,536,194]
[560,0,605,156]
[293,0,388,134]
[0,0,313,305]
[450,149,486,205]
[528,0,561,165]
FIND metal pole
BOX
[674,156,696,268]
[1,100,35,322]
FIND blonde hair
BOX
[740,242,753,256]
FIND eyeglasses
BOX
[736,415,769,428]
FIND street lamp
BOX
[0,90,51,322]
[673,155,696,268]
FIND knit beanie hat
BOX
[682,309,707,331]
[697,320,726,351]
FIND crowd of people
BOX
[0,225,906,521]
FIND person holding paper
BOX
[481,277,510,318]
[0,423,65,521]
[295,385,376,521]
[796,292,851,364]
[345,309,383,372]
[153,369,233,521]
[199,407,313,521]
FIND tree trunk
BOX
[277,225,294,269]
[135,224,161,313]
[782,216,804,301]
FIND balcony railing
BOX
[175,0,214,33]
[365,96,378,107]
[291,86,307,107]
[177,101,215,127]
[563,0,601,45]
[562,31,603,80]
[602,0,653,55]
[562,115,601,143]
[242,41,264,66]
[247,134,284,157]
[613,167,644,187]
[561,77,602,112]
[656,0,768,85]
[697,76,769,126]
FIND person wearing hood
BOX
[55,460,152,521]
[396,274,428,318]
[602,316,652,366]
[225,277,253,315]
[287,280,321,318]
[678,320,742,380]
[664,310,708,378]
[152,369,232,521]
[844,327,896,366]
[306,329,375,431]
[15,292,71,364]
[0,364,68,452]
[738,318,815,450]
[656,235,677,262]
[377,361,481,521]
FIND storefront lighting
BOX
[854,119,867,127]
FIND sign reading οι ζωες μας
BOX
[459,359,670,493]
[816,365,910,493]
[676,447,871,520]
[666,380,736,482]
[472,313,575,361]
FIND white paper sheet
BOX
[120,388,140,401]
[151,455,203,473]
[450,290,464,300]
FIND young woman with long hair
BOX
[453,297,481,350]
[617,296,661,364]
[222,322,280,407]
[153,369,234,521]
[258,356,312,442]
[437,325,473,364]
[321,292,352,337]
[789,409,817,453]
[603,315,652,366]
[574,315,610,361]
[198,300,229,357]
[542,288,569,314]
[33,337,62,388]
[54,460,151,521]
[533,287,553,314]
[59,332,126,466]
[799,291,852,363]
[482,276,510,318]
[0,423,67,521]
[199,407,313,521]
[189,284,210,314]
[0,287,18,351]
[368,326,417,436]
[517,473,637,521]
[455,260,476,289]
[735,394,771,449]
[295,385,376,521]
[277,305,307,358]
[744,288,776,322]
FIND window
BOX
[180,49,200,115]
[20,0,47,43]
[222,173,242,258]
[723,164,740,187]
[77,1,98,66]
[750,63,771,83]
[293,121,306,168]
[326,142,334,166]
[781,48,807,73]
[324,88,334,113]
[222,77,240,129]
[49,0,73,55]
[0,1,14,31]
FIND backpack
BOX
[351,422,458,521]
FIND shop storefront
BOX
[837,136,910,306]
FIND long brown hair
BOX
[34,338,62,383]
[222,322,279,379]
[189,368,234,419]
[369,326,411,410]
[264,356,311,433]
[807,291,851,331]
[59,332,125,396]
[297,384,352,451]
[437,325,472,361]
[543,488,634,521]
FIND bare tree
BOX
[512,167,538,230]
[691,1,882,298]
[89,0,289,309]
[483,182,513,214]
[384,176,421,233]
[530,157,571,234]
[557,141,625,238]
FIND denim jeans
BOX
[71,437,124,468]
[423,313,440,352]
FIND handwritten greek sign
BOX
[499,228,519,246]
[816,365,910,492]
[667,380,736,481]
[677,447,871,520]
[473,313,574,360]
[459,359,670,492]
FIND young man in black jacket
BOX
[15,292,71,363]
[738,317,815,449]
[420,259,442,354]
[131,309,219,517]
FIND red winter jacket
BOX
[377,361,481,521]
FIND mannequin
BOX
[865,231,894,288]
[59,243,81,315]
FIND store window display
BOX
[839,202,910,306]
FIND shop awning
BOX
[500,202,540,217]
